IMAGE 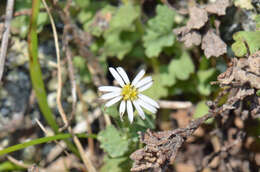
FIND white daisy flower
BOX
[98,67,159,123]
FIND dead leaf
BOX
[187,6,208,29]
[205,0,230,16]
[181,31,202,48]
[176,163,196,172]
[201,29,227,58]
[173,27,201,48]
[173,26,190,36]
[248,51,260,75]
[171,109,191,128]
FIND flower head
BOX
[98,67,159,123]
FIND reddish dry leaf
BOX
[187,6,208,29]
[201,29,227,58]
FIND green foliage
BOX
[0,161,25,171]
[73,56,92,83]
[128,114,156,142]
[28,0,59,133]
[197,68,216,96]
[231,31,260,57]
[98,126,129,158]
[143,5,176,58]
[0,133,92,156]
[143,74,169,99]
[86,5,116,37]
[255,15,260,29]
[100,156,131,172]
[11,12,48,38]
[4,0,260,171]
[144,51,195,99]
[256,90,260,96]
[103,4,141,59]
[12,0,48,38]
[194,101,213,123]
[169,51,195,80]
[103,105,120,119]
[75,0,90,8]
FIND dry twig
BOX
[130,109,216,171]
[159,100,192,109]
[0,0,14,81]
[41,0,96,171]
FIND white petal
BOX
[135,76,152,88]
[137,99,157,114]
[105,96,122,107]
[98,86,122,92]
[116,67,130,84]
[133,100,145,120]
[119,100,126,121]
[138,82,153,92]
[109,67,125,87]
[101,92,121,100]
[131,69,145,86]
[127,100,134,123]
[138,94,159,108]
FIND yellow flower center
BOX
[121,84,138,101]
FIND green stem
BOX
[28,0,59,133]
[28,0,79,156]
[0,133,96,156]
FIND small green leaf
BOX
[0,162,25,171]
[78,10,93,24]
[75,0,90,8]
[129,114,155,142]
[256,90,260,96]
[232,31,260,57]
[103,105,120,119]
[197,68,216,96]
[231,41,248,57]
[194,101,213,123]
[37,12,48,27]
[73,56,92,83]
[143,74,168,99]
[103,4,141,59]
[0,133,93,156]
[159,73,176,86]
[169,52,195,80]
[100,156,131,172]
[98,126,129,158]
[255,15,260,29]
[85,5,116,36]
[143,5,175,57]
[11,16,29,38]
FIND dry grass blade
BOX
[40,0,97,171]
[0,0,14,81]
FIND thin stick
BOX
[0,0,15,81]
[41,0,68,128]
[41,1,96,171]
[7,155,34,169]
[76,85,95,156]
[62,0,76,126]
[159,100,192,109]
[35,119,70,157]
